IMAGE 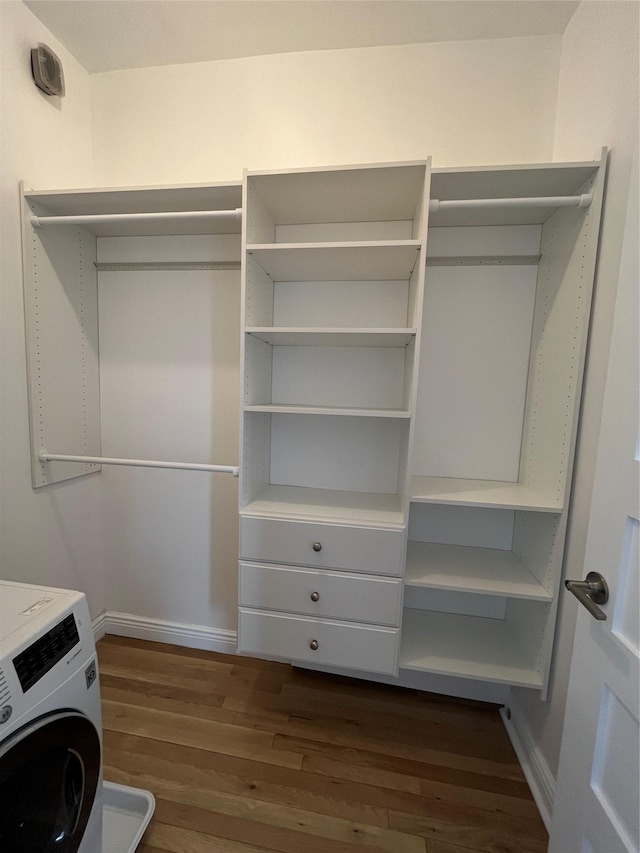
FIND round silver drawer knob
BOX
[312,542,322,552]
[310,591,320,602]
[309,639,319,651]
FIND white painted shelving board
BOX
[244,404,411,418]
[272,279,410,328]
[429,161,599,227]
[247,243,421,281]
[247,163,427,224]
[242,485,405,528]
[25,183,243,236]
[405,542,552,600]
[246,329,416,347]
[413,263,537,482]
[269,345,408,410]
[24,182,242,214]
[410,476,561,512]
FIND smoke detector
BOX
[31,44,65,97]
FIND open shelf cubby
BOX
[240,410,411,523]
[245,162,428,244]
[405,542,552,601]
[400,607,546,689]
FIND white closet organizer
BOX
[405,152,607,697]
[21,151,607,699]
[237,162,431,674]
[238,153,607,695]
[20,181,242,488]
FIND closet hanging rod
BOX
[38,451,239,477]
[428,192,593,213]
[29,208,243,228]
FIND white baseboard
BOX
[500,705,555,831]
[92,611,107,642]
[92,610,237,655]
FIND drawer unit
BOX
[240,516,405,575]
[239,561,403,625]
[238,608,400,674]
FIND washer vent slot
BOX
[0,668,10,704]
[13,613,79,692]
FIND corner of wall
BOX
[500,701,555,830]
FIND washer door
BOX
[0,711,101,853]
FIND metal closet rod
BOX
[38,451,239,477]
[429,193,593,213]
[29,208,243,227]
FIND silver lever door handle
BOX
[565,571,609,620]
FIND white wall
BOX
[96,237,241,635]
[91,35,561,185]
[0,2,104,614]
[509,0,639,786]
[87,34,563,634]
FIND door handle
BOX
[565,572,609,620]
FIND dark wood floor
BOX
[97,635,548,853]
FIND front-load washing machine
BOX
[0,580,103,852]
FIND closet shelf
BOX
[242,485,405,528]
[246,328,416,347]
[405,542,552,601]
[244,404,411,418]
[410,476,562,512]
[245,163,427,227]
[23,182,243,236]
[247,243,421,281]
[428,160,600,226]
[400,609,543,688]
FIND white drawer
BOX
[240,516,405,576]
[239,561,402,626]
[238,608,399,675]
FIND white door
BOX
[549,147,639,853]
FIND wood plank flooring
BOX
[97,636,548,853]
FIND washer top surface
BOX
[0,580,81,647]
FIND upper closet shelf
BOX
[247,243,421,281]
[429,158,601,227]
[410,476,562,512]
[246,162,428,230]
[23,181,243,236]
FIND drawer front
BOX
[240,516,405,576]
[238,608,399,674]
[239,561,402,625]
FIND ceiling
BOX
[25,0,580,74]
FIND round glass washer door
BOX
[0,711,101,853]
